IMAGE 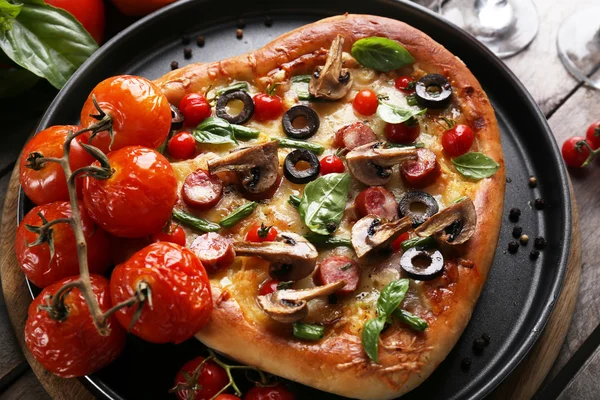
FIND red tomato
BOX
[585,121,600,150]
[244,384,295,400]
[253,93,283,121]
[352,89,378,116]
[80,75,171,154]
[354,187,398,221]
[24,275,126,377]
[19,126,95,205]
[246,224,278,242]
[215,396,240,400]
[168,132,196,159]
[173,356,229,400]
[151,223,186,246]
[319,155,345,175]
[45,0,105,44]
[394,76,416,92]
[562,137,592,168]
[401,148,440,188]
[15,201,111,288]
[83,146,178,238]
[441,124,474,157]
[391,232,410,252]
[110,242,212,344]
[180,93,212,127]
[110,0,177,16]
[259,279,281,296]
[384,120,420,144]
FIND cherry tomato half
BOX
[441,124,474,157]
[173,356,229,400]
[46,0,105,44]
[352,89,378,116]
[253,93,284,121]
[384,120,420,144]
[585,121,600,150]
[391,232,410,252]
[394,76,416,92]
[24,275,126,378]
[168,132,196,160]
[244,384,295,400]
[246,224,278,242]
[180,93,212,127]
[319,155,345,175]
[259,279,281,296]
[151,223,186,246]
[562,137,591,168]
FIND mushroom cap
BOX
[309,35,353,100]
[346,142,418,186]
[351,215,412,258]
[415,197,477,244]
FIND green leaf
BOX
[400,236,437,252]
[392,308,428,332]
[193,117,238,145]
[376,102,426,124]
[361,316,386,363]
[0,0,22,32]
[172,209,220,233]
[376,279,410,316]
[351,37,414,72]
[292,322,325,341]
[288,195,301,208]
[219,202,258,228]
[276,138,324,154]
[452,152,500,180]
[0,0,98,89]
[303,233,352,248]
[298,173,350,235]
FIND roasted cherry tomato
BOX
[83,146,178,238]
[253,93,284,121]
[19,125,95,205]
[173,356,229,400]
[384,120,420,144]
[319,155,345,175]
[179,93,212,127]
[562,137,591,168]
[110,0,177,16]
[15,201,111,288]
[215,395,240,400]
[354,187,398,221]
[401,148,440,188]
[45,0,105,44]
[246,224,278,242]
[391,232,410,252]
[441,124,474,157]
[394,76,416,92]
[24,275,126,377]
[259,279,281,296]
[80,75,171,153]
[585,121,600,150]
[168,132,196,159]
[352,89,378,116]
[151,223,186,246]
[244,384,295,400]
[110,242,212,344]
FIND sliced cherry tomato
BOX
[401,148,440,188]
[83,146,178,238]
[151,223,186,246]
[189,232,235,273]
[24,275,126,377]
[110,242,212,343]
[80,75,171,153]
[354,187,398,221]
[315,256,360,295]
[562,137,591,168]
[244,384,295,400]
[585,121,600,150]
[179,93,212,127]
[320,155,345,175]
[441,124,474,157]
[15,201,111,288]
[182,170,223,210]
[253,93,284,121]
[259,279,281,296]
[352,89,378,116]
[45,0,105,44]
[394,76,416,92]
[168,132,196,159]
[173,356,229,400]
[246,224,278,242]
[391,232,410,252]
[384,120,420,144]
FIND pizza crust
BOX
[155,14,505,400]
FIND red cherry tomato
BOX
[352,89,379,116]
[562,137,591,168]
[394,76,416,92]
[83,146,178,238]
[246,224,278,242]
[401,148,441,188]
[15,201,111,288]
[173,356,229,400]
[110,242,212,344]
[45,0,105,44]
[180,93,212,127]
[151,223,186,246]
[384,120,420,144]
[319,155,345,175]
[24,275,126,377]
[80,75,171,154]
[244,384,295,400]
[441,124,474,157]
[215,395,240,400]
[391,232,410,252]
[19,125,95,205]
[182,170,223,210]
[168,132,196,159]
[253,93,284,121]
[259,279,281,296]
[354,187,398,221]
[585,121,600,150]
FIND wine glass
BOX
[557,6,600,90]
[440,0,539,58]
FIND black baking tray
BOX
[19,0,571,399]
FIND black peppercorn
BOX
[530,250,540,260]
[509,208,521,222]
[508,241,519,254]
[265,16,273,27]
[535,198,545,210]
[481,333,491,346]
[196,35,205,47]
[236,29,243,39]
[506,177,512,183]
[473,338,486,354]
[529,176,538,188]
[461,357,472,371]
[181,34,190,45]
[237,18,246,29]
[183,47,192,59]
[534,236,546,249]
[512,226,523,238]
[170,61,179,70]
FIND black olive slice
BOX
[170,104,184,130]
[398,191,439,226]
[216,90,254,124]
[415,74,452,109]
[283,149,320,184]
[282,105,320,139]
[400,247,444,281]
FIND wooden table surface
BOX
[0,0,599,398]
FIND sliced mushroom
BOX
[414,197,477,244]
[258,280,346,323]
[346,142,418,186]
[207,141,279,194]
[351,215,412,258]
[308,35,353,100]
[233,232,318,281]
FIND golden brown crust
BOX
[157,14,505,399]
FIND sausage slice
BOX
[315,256,360,295]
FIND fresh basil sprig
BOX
[292,322,325,341]
[172,209,220,233]
[452,152,500,180]
[303,233,352,248]
[219,202,258,228]
[351,37,414,72]
[400,236,437,252]
[276,138,325,154]
[377,102,426,125]
[193,117,259,145]
[298,173,350,236]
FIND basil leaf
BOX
[172,209,220,233]
[400,236,437,252]
[377,103,426,124]
[289,75,330,102]
[292,322,325,341]
[376,279,410,316]
[219,202,258,228]
[276,138,324,154]
[0,0,98,89]
[303,233,352,248]
[452,152,500,180]
[193,117,237,145]
[406,93,418,106]
[291,75,312,83]
[0,0,22,31]
[230,124,259,140]
[351,37,414,72]
[215,81,248,95]
[392,308,428,332]
[298,173,350,235]
[361,316,386,363]
[288,195,301,208]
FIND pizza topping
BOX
[399,236,437,252]
[400,247,444,281]
[189,232,235,273]
[298,173,350,235]
[415,197,477,245]
[415,74,452,109]
[246,224,278,242]
[354,186,398,221]
[315,256,360,295]
[303,234,352,248]
[394,76,416,93]
[215,90,255,124]
[276,137,324,154]
[168,132,196,160]
[253,92,283,122]
[400,148,441,188]
[283,149,320,184]
[391,308,428,332]
[334,122,377,150]
[352,89,379,116]
[172,209,221,233]
[292,322,325,341]
[282,105,320,139]
[384,119,421,144]
[309,35,352,100]
[442,123,474,157]
[319,154,345,175]
[182,169,224,210]
[351,37,414,72]
[208,141,279,194]
[219,202,258,228]
[170,104,185,130]
[451,152,501,180]
[346,142,418,186]
[179,93,212,127]
[398,191,439,226]
[376,102,426,125]
[257,280,345,323]
[352,215,412,258]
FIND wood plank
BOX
[0,369,51,400]
[557,347,600,400]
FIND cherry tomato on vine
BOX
[172,356,229,400]
[259,279,281,296]
[352,89,378,116]
[585,121,600,150]
[15,201,111,288]
[441,124,474,157]
[246,224,278,242]
[168,132,196,159]
[215,395,240,400]
[391,232,410,252]
[394,76,416,92]
[179,93,212,127]
[384,120,420,144]
[319,155,345,175]
[110,242,212,344]
[24,275,126,377]
[45,0,105,44]
[151,223,186,246]
[244,384,296,400]
[253,93,284,121]
[80,75,171,153]
[83,146,178,238]
[562,137,591,168]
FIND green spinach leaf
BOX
[351,37,414,72]
[452,152,500,180]
[193,117,238,145]
[298,173,350,235]
[377,102,426,124]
